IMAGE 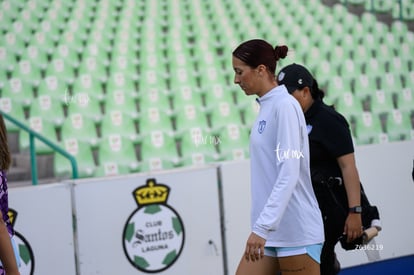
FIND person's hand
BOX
[244,232,266,262]
[343,213,363,242]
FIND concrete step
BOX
[7,166,31,182]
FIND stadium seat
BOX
[66,74,104,122]
[354,111,388,144]
[1,77,34,107]
[29,94,65,127]
[99,110,139,143]
[77,56,108,84]
[139,130,180,172]
[239,98,260,129]
[0,97,26,133]
[217,123,250,161]
[44,58,76,85]
[333,92,364,122]
[207,100,243,132]
[380,73,404,93]
[96,134,140,176]
[54,139,96,179]
[353,74,378,95]
[106,71,139,99]
[18,116,58,154]
[385,109,414,141]
[395,87,413,112]
[173,104,210,135]
[368,90,395,115]
[178,127,220,166]
[138,106,174,135]
[59,113,99,147]
[0,46,15,74]
[102,89,139,120]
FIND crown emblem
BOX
[7,209,17,227]
[134,179,170,206]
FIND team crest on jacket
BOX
[258,120,266,133]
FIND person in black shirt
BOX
[277,64,363,275]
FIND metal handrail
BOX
[0,110,78,185]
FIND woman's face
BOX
[232,56,261,96]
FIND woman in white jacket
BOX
[232,39,324,275]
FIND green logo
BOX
[123,179,185,273]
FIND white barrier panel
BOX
[8,183,76,275]
[219,160,251,275]
[72,166,224,275]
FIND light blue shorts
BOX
[264,243,323,264]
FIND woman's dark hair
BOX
[232,39,288,75]
[310,78,325,101]
[0,115,11,171]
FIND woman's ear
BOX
[303,86,312,98]
[256,64,267,75]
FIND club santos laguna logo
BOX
[8,208,35,275]
[122,178,185,273]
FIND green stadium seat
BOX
[354,111,388,144]
[139,130,180,172]
[388,56,411,73]
[401,0,414,20]
[96,134,140,176]
[173,103,210,135]
[328,76,353,94]
[99,110,139,143]
[18,116,58,154]
[207,100,243,132]
[2,77,34,107]
[353,74,378,95]
[203,83,235,107]
[363,54,385,74]
[385,109,414,141]
[395,87,413,112]
[103,90,139,120]
[12,60,42,89]
[53,44,80,69]
[239,98,260,129]
[20,45,49,72]
[65,90,103,123]
[339,58,362,78]
[108,55,139,76]
[106,71,139,99]
[138,106,174,135]
[217,123,250,161]
[371,0,394,13]
[44,59,76,85]
[333,92,364,122]
[0,46,16,73]
[37,75,69,104]
[380,73,404,93]
[2,32,26,57]
[77,56,108,84]
[54,139,96,179]
[60,113,99,147]
[368,90,395,115]
[178,127,220,167]
[137,86,172,113]
[170,85,204,111]
[0,97,26,133]
[29,94,65,127]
